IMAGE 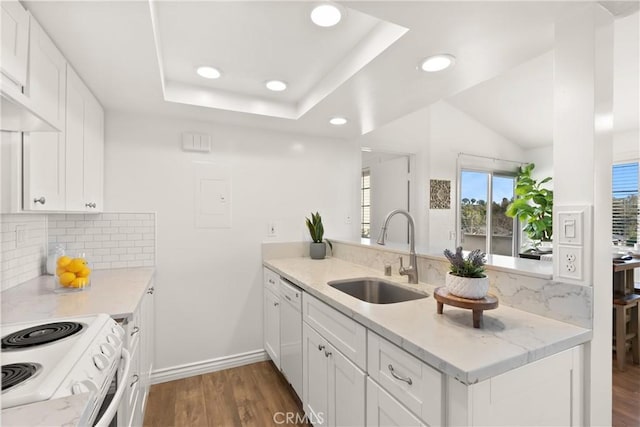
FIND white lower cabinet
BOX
[302,322,365,427]
[447,346,583,427]
[118,282,155,427]
[266,269,583,427]
[264,287,281,369]
[366,378,424,427]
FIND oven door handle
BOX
[94,348,132,427]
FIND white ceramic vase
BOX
[445,273,489,300]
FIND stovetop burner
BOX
[1,322,84,350]
[2,363,41,392]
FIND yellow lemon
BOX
[56,267,67,276]
[57,256,72,268]
[70,277,89,288]
[77,267,91,278]
[58,272,76,286]
[66,258,86,273]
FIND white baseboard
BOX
[150,349,269,385]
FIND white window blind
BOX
[612,162,639,245]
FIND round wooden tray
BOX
[434,287,498,328]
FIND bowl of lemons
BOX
[55,254,91,292]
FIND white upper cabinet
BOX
[22,130,66,211]
[82,90,104,211]
[25,17,66,131]
[65,65,104,212]
[21,17,67,212]
[1,0,29,88]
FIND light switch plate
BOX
[557,211,583,245]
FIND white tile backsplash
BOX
[47,213,156,270]
[0,214,47,290]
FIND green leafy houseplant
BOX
[506,163,553,245]
[443,247,486,278]
[305,212,332,259]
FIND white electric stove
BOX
[1,314,129,426]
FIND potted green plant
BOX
[506,163,553,250]
[443,247,488,299]
[306,212,332,260]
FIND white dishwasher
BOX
[279,277,303,399]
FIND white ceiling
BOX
[152,1,407,119]
[446,51,554,149]
[25,1,605,140]
[363,10,639,152]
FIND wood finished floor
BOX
[145,357,639,427]
[143,361,308,427]
[613,353,640,427]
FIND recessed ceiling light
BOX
[265,80,287,92]
[311,4,342,27]
[197,66,221,79]
[419,54,456,72]
[329,117,347,126]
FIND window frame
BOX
[456,166,519,256]
[612,161,639,246]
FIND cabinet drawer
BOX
[303,293,366,369]
[280,278,302,311]
[367,378,424,427]
[367,331,443,426]
[264,267,279,294]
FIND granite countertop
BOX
[1,267,155,323]
[264,257,591,385]
[1,393,93,427]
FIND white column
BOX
[553,4,614,426]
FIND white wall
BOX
[523,145,554,185]
[428,101,526,250]
[613,129,640,162]
[103,112,359,371]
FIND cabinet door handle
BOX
[388,364,413,385]
[285,295,292,302]
[147,287,155,294]
[130,326,140,336]
[273,302,279,307]
[318,344,325,351]
[130,374,140,387]
[85,202,96,208]
[33,197,46,205]
[325,350,332,358]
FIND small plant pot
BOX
[445,273,489,300]
[537,241,553,252]
[310,242,326,260]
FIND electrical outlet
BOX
[345,216,352,224]
[15,225,27,248]
[267,222,277,237]
[557,245,582,281]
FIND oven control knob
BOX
[100,343,115,357]
[93,354,109,371]
[106,333,122,347]
[71,380,97,395]
[111,325,125,338]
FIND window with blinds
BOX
[361,169,371,238]
[612,162,639,245]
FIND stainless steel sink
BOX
[328,277,428,304]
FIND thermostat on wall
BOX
[182,132,211,153]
